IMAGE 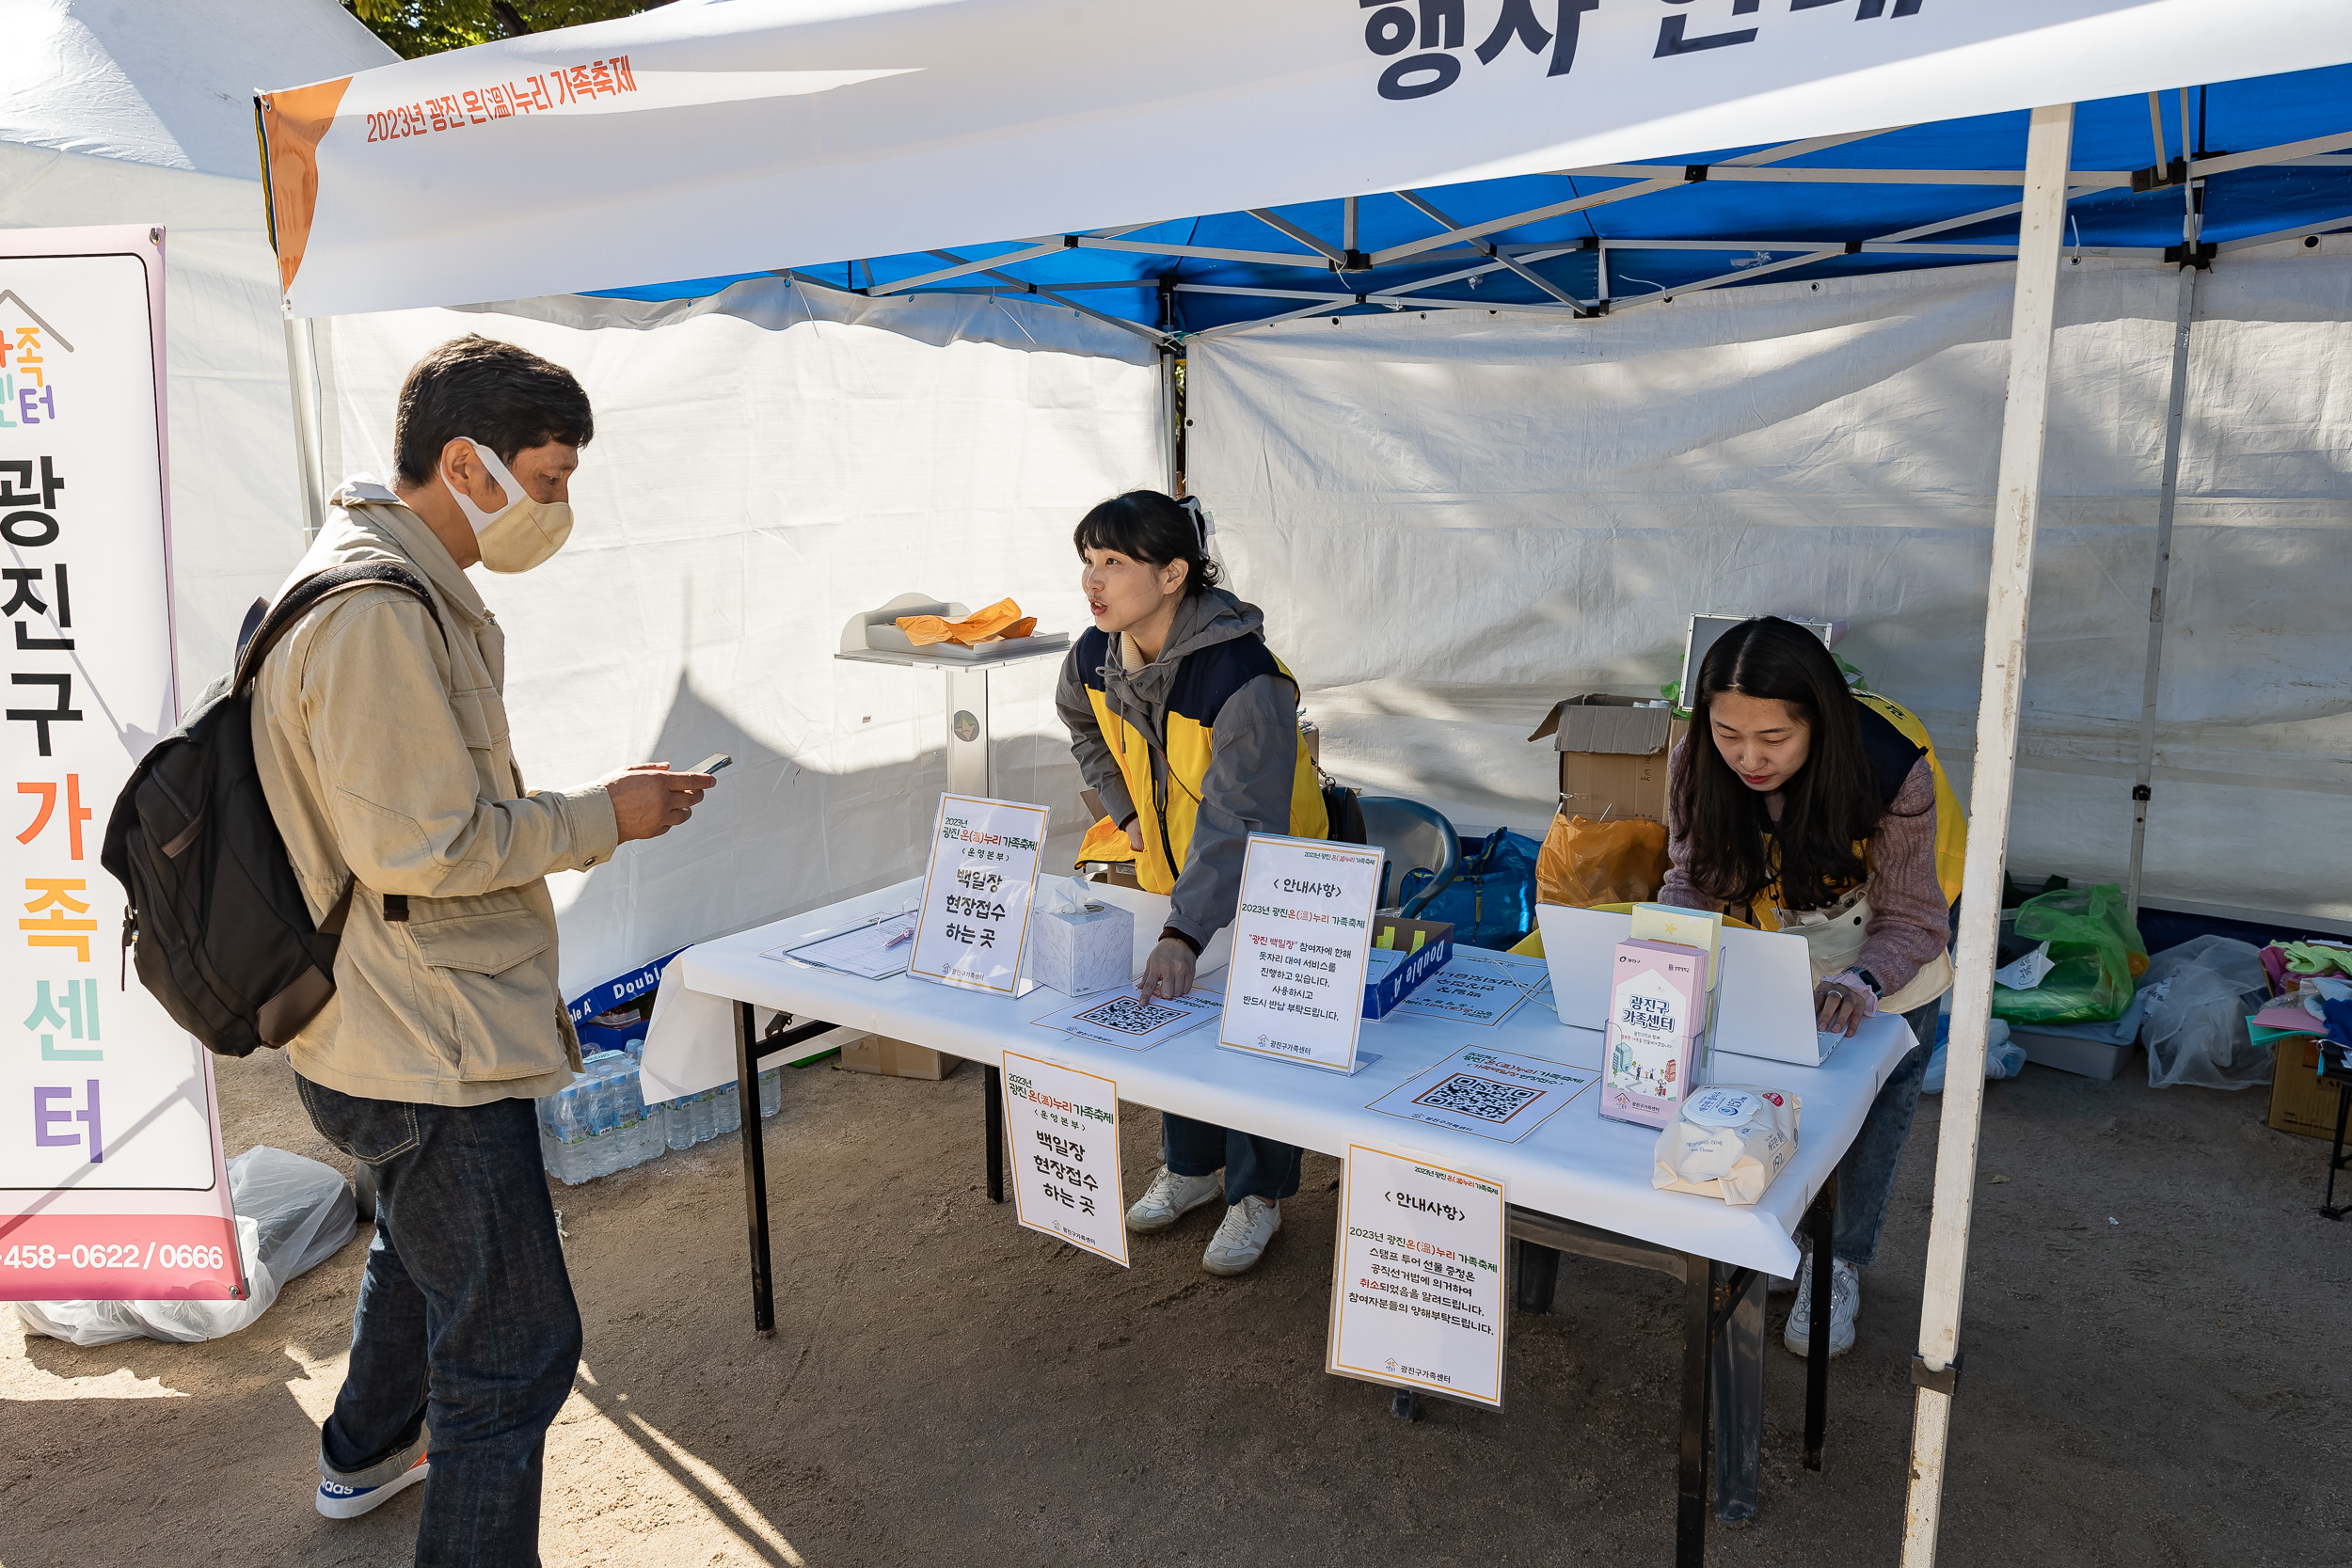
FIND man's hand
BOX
[1138,937,1197,1001]
[603,763,716,844]
[1124,816,1145,853]
[1814,980,1867,1038]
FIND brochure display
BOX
[1217,834,1384,1073]
[1366,1046,1597,1146]
[1029,987,1223,1052]
[1327,1145,1507,1409]
[1000,1051,1127,1266]
[908,794,1049,995]
[0,228,244,1304]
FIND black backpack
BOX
[101,563,443,1058]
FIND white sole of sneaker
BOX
[316,1458,428,1519]
[1125,1187,1220,1235]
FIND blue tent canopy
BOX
[591,64,2352,339]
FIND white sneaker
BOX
[1125,1166,1220,1234]
[316,1451,428,1519]
[1784,1257,1859,1358]
[1200,1196,1281,1276]
[1768,1238,1813,1295]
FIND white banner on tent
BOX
[257,0,2352,317]
[0,227,243,1306]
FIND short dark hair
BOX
[393,335,593,487]
[1073,490,1222,596]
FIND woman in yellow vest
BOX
[1053,490,1328,1278]
[1661,617,1964,1360]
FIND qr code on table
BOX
[1077,994,1188,1036]
[1413,1072,1543,1124]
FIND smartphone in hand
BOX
[690,753,733,777]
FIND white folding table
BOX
[671,879,1916,1566]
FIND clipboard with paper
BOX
[765,909,918,980]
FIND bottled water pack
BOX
[541,1040,785,1182]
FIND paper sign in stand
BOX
[1000,1052,1128,1266]
[1327,1145,1507,1409]
[908,793,1050,995]
[1216,833,1385,1074]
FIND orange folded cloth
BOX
[896,598,1038,647]
[1074,814,1137,866]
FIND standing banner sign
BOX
[1327,1145,1507,1409]
[1217,833,1383,1073]
[909,793,1049,996]
[1000,1051,1128,1267]
[0,227,243,1304]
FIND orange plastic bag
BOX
[1535,813,1669,909]
[896,597,1037,647]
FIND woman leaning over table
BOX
[1661,615,1965,1359]
[1052,489,1330,1278]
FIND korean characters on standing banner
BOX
[1,230,240,1304]
[910,795,1048,995]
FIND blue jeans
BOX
[1161,1113,1302,1205]
[1829,1004,1937,1267]
[297,1075,580,1568]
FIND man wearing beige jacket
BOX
[252,336,712,1563]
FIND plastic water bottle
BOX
[715,1081,741,1137]
[614,1063,663,1169]
[663,1094,695,1150]
[758,1066,781,1119]
[689,1086,717,1145]
[539,1082,592,1185]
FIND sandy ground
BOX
[7,1041,2348,1568]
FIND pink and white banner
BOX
[0,225,242,1305]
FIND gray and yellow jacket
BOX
[1054,589,1327,949]
[249,479,619,1106]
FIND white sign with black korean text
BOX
[1217,834,1383,1073]
[1366,1046,1597,1146]
[909,794,1048,995]
[1393,952,1549,1028]
[1001,1051,1127,1267]
[1327,1145,1507,1409]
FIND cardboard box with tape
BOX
[1526,694,1689,824]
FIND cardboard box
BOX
[1527,694,1691,824]
[837,1035,963,1081]
[2267,1037,2350,1141]
[1364,915,1454,1018]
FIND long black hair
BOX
[1073,490,1222,596]
[1674,617,1883,913]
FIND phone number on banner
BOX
[0,1216,242,1300]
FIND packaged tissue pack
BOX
[1601,938,1710,1130]
[1652,1085,1801,1206]
[1031,877,1134,996]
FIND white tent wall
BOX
[1188,243,2352,927]
[0,0,396,686]
[311,279,1162,995]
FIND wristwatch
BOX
[1855,967,1884,999]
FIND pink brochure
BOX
[1601,938,1710,1130]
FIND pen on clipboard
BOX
[883,918,915,949]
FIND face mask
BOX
[442,438,573,573]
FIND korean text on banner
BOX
[1327,1145,1506,1409]
[0,228,243,1304]
[1001,1052,1127,1267]
[1218,834,1383,1072]
[909,794,1049,996]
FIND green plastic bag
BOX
[1991,883,2149,1025]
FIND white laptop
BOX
[1534,903,1840,1067]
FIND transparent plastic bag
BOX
[14,1147,356,1347]
[1991,884,2147,1025]
[2141,935,2272,1091]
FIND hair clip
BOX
[1178,494,1214,546]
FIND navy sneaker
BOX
[316,1451,428,1519]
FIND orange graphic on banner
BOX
[259,75,356,296]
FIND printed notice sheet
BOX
[908,794,1049,995]
[1217,834,1384,1072]
[1327,1145,1506,1408]
[1366,1046,1598,1146]
[1001,1052,1128,1266]
[1392,953,1549,1027]
[1030,988,1224,1052]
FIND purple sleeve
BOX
[1856,758,1949,993]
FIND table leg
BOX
[1710,1260,1765,1523]
[2324,1083,2350,1222]
[983,1062,1006,1204]
[1804,1172,1839,1468]
[736,1000,775,1338]
[1514,1238,1560,1315]
[1677,1252,1711,1568]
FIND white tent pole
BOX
[1901,100,2075,1568]
[2124,261,2199,920]
[280,316,326,543]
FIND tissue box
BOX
[1033,900,1135,996]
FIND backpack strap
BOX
[233,562,448,691]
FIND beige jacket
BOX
[250,481,620,1106]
